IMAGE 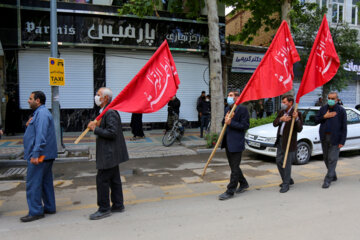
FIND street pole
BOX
[50,0,63,152]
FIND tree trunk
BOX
[281,0,291,26]
[206,0,224,134]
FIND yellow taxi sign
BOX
[49,57,65,86]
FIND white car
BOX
[245,107,360,164]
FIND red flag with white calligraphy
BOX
[96,40,180,121]
[295,15,340,103]
[235,21,300,105]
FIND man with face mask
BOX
[21,91,57,222]
[273,95,303,193]
[87,87,129,220]
[315,92,347,189]
[219,91,250,200]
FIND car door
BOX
[345,109,360,150]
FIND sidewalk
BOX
[0,128,213,165]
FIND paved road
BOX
[1,151,360,239]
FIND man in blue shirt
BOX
[315,91,347,189]
[21,91,57,222]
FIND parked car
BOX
[245,106,360,164]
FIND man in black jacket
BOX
[198,95,211,138]
[219,91,250,200]
[166,95,181,131]
[273,95,303,193]
[87,87,129,220]
[315,91,347,189]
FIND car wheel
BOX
[295,141,311,165]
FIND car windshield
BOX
[298,109,318,126]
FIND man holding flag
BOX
[295,15,341,188]
[87,87,129,220]
[273,95,303,193]
[218,91,250,200]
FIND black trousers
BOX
[96,165,124,212]
[225,148,248,194]
[321,134,340,183]
[276,137,294,186]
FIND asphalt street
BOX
[1,151,360,239]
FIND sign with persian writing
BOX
[231,52,264,73]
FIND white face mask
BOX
[94,95,102,107]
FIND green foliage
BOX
[224,0,360,95]
[249,114,276,129]
[117,0,160,17]
[118,0,205,19]
[221,0,283,44]
[205,133,219,148]
[290,2,360,95]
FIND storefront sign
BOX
[344,61,360,75]
[21,10,215,51]
[231,52,264,73]
[49,57,65,86]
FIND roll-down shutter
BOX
[106,50,209,123]
[19,49,93,109]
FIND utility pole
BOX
[50,0,63,152]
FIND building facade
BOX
[0,0,225,132]
[225,0,360,108]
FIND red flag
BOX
[296,15,340,103]
[96,40,180,121]
[236,21,300,105]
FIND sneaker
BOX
[89,210,111,220]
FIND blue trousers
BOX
[26,160,56,216]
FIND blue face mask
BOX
[227,97,235,105]
[328,99,336,106]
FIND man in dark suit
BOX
[219,91,250,200]
[273,95,303,193]
[87,87,129,220]
[315,91,347,189]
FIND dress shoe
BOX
[89,210,111,220]
[218,192,234,200]
[332,176,337,182]
[322,181,331,189]
[279,185,289,193]
[279,178,294,187]
[20,214,44,222]
[44,210,56,214]
[111,206,125,213]
[236,183,249,193]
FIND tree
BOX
[207,0,224,134]
[117,0,224,133]
[224,0,360,102]
[290,2,360,101]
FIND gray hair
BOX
[100,87,113,102]
[328,91,338,98]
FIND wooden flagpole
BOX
[74,120,98,144]
[282,103,298,168]
[201,104,238,177]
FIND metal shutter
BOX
[19,49,93,109]
[105,50,209,123]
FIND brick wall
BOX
[226,11,278,47]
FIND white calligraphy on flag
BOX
[274,38,292,88]
[144,56,178,109]
[315,31,333,76]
